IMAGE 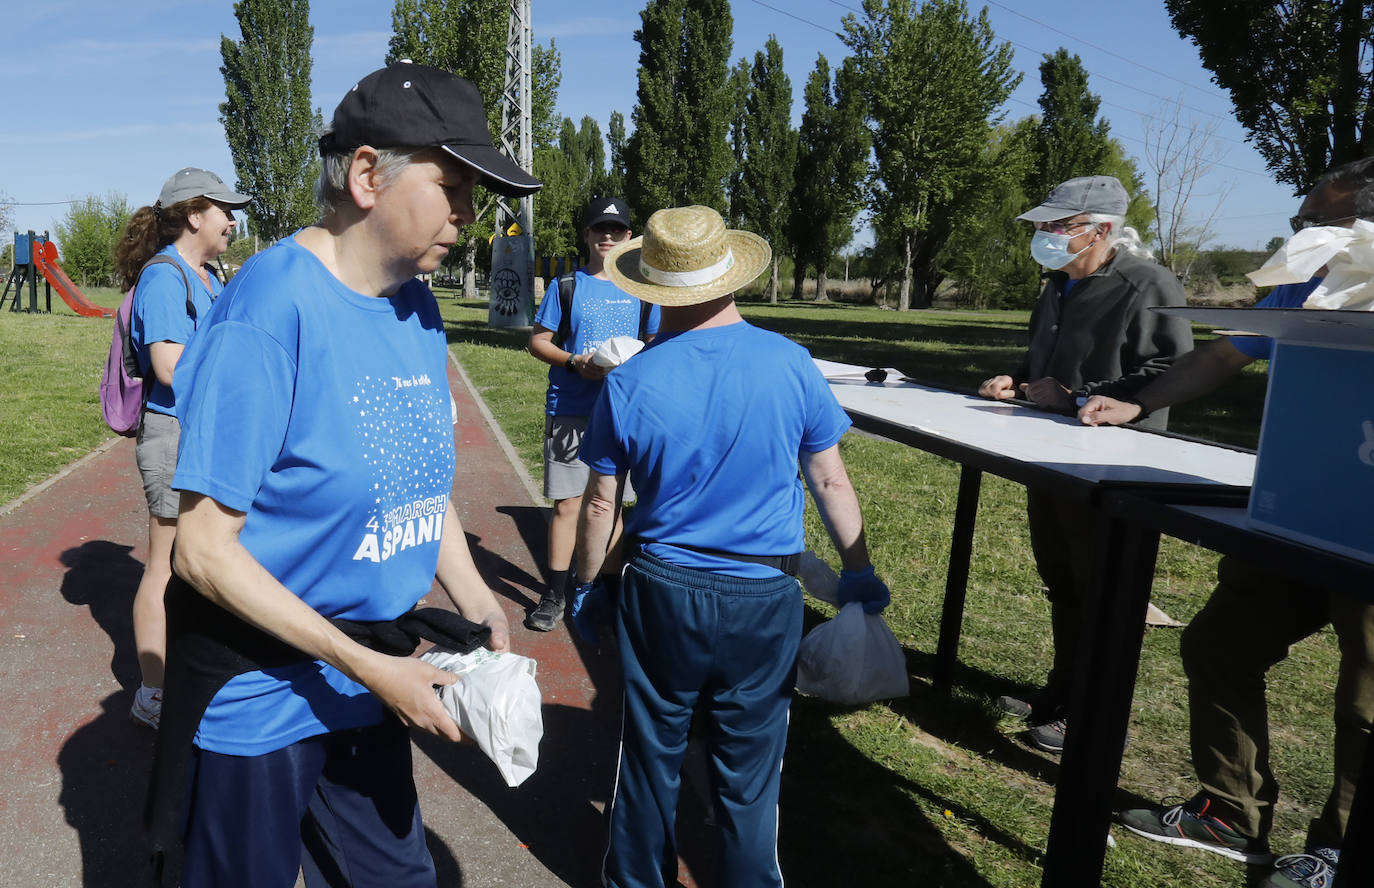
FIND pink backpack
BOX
[99,256,193,436]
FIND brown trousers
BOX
[1183,555,1374,849]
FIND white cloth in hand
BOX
[421,647,543,787]
[591,336,645,368]
[1247,220,1374,310]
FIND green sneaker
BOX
[1117,794,1272,864]
[1259,848,1339,888]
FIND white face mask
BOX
[1029,229,1093,270]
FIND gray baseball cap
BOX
[157,168,253,209]
[1016,175,1128,222]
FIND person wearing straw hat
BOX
[573,205,891,886]
[161,61,533,886]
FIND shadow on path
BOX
[57,540,158,885]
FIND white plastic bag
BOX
[795,602,909,704]
[796,550,840,606]
[591,335,645,368]
[421,647,543,787]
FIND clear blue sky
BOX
[1,1,1296,254]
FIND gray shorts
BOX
[543,414,591,500]
[543,414,635,502]
[136,410,181,519]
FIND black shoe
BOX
[997,687,1062,722]
[1117,793,1272,864]
[997,694,1034,719]
[523,596,565,632]
[1027,717,1067,753]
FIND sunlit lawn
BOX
[441,293,1333,888]
[2,286,1336,887]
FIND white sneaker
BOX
[130,685,162,729]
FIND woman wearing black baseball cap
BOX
[153,62,538,885]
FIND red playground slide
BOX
[33,240,112,318]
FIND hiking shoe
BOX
[997,687,1061,722]
[997,694,1034,719]
[1260,848,1340,888]
[1117,795,1272,864]
[1027,717,1067,753]
[523,595,565,632]
[130,685,162,730]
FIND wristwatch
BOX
[565,355,577,372]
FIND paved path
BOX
[0,354,709,887]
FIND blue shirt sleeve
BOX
[799,356,852,452]
[579,383,625,476]
[1226,278,1322,361]
[645,303,662,337]
[533,280,564,333]
[132,262,193,363]
[173,320,295,512]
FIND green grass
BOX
[0,286,122,505]
[0,290,1338,886]
[441,295,1340,888]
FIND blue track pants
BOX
[604,551,802,888]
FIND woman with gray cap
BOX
[977,174,1191,755]
[154,62,536,886]
[113,167,252,731]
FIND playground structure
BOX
[2,231,112,318]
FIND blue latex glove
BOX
[837,565,890,614]
[570,578,609,643]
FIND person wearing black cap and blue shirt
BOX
[524,196,660,632]
[158,61,537,886]
[977,174,1192,755]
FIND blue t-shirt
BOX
[579,321,851,578]
[533,271,660,416]
[131,244,220,416]
[172,235,455,755]
[1227,277,1323,360]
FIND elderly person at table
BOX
[977,174,1192,754]
[1081,156,1374,888]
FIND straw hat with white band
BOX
[604,205,771,306]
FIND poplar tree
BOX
[563,116,610,207]
[735,37,797,302]
[788,54,869,303]
[625,0,734,221]
[219,0,321,243]
[1031,49,1112,200]
[387,0,561,292]
[387,0,505,135]
[726,57,751,227]
[606,111,628,199]
[842,0,1019,309]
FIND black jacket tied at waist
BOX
[144,572,490,885]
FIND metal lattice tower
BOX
[498,0,533,234]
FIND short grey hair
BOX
[1085,213,1154,260]
[314,126,427,215]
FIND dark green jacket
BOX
[1013,250,1193,430]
